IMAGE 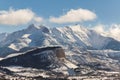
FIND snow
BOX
[8,34,31,51]
[0,58,4,60]
[8,42,28,51]
[6,53,23,58]
[88,50,120,58]
[70,25,87,32]
[64,59,78,69]
[22,34,31,38]
[51,58,78,75]
[4,66,24,72]
[53,25,110,49]
[16,72,49,78]
[8,44,19,51]
[4,66,49,78]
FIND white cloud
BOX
[93,24,120,41]
[93,24,105,33]
[33,17,43,22]
[49,8,97,24]
[0,8,43,25]
[108,24,120,40]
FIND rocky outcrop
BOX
[54,47,65,58]
[0,46,66,69]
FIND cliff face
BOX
[54,48,65,58]
[0,46,66,69]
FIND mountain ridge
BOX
[0,25,120,78]
[0,24,120,57]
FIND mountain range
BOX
[0,24,120,79]
[0,24,120,57]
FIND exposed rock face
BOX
[54,48,65,58]
[0,46,65,69]
[40,26,50,33]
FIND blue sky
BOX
[0,0,120,33]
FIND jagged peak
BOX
[54,24,88,34]
[69,24,88,32]
[27,24,49,31]
[39,25,50,33]
[25,24,49,34]
[27,24,39,29]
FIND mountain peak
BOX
[26,24,44,33]
[69,25,88,33]
[39,25,50,33]
[27,24,49,33]
[27,24,39,29]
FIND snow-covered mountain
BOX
[0,24,120,79]
[0,24,120,57]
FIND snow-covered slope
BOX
[0,33,8,42]
[51,25,110,49]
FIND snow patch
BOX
[22,34,31,38]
